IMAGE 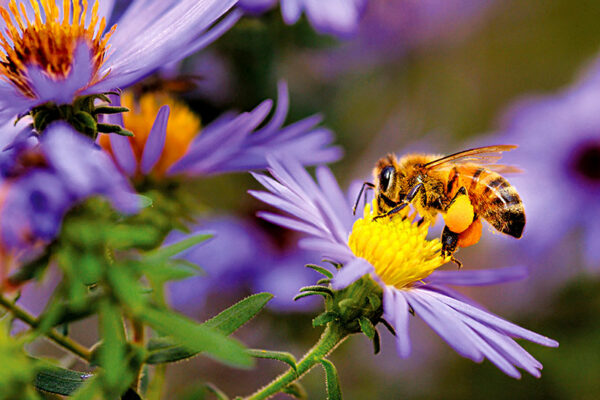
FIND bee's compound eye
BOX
[379,166,395,192]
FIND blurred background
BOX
[27,0,600,398]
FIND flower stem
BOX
[244,323,349,400]
[0,295,92,361]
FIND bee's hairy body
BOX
[372,151,525,262]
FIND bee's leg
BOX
[441,225,459,255]
[353,182,375,215]
[374,182,424,220]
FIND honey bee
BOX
[354,145,525,265]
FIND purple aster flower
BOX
[238,0,368,38]
[99,80,342,179]
[249,157,558,378]
[0,122,138,254]
[0,0,242,124]
[489,58,600,269]
[166,216,321,316]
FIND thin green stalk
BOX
[244,323,349,400]
[0,295,92,361]
[131,319,146,391]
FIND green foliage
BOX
[0,324,40,400]
[146,293,273,364]
[247,349,298,373]
[320,359,342,400]
[35,362,91,396]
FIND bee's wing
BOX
[422,145,518,170]
[485,164,523,174]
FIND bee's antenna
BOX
[353,182,375,215]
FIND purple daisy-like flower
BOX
[490,58,600,269]
[249,157,558,378]
[0,0,242,124]
[99,80,342,179]
[238,0,367,38]
[0,122,138,253]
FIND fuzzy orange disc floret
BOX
[0,0,115,98]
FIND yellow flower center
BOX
[348,202,450,289]
[0,0,114,98]
[100,91,201,177]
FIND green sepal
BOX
[312,311,338,327]
[299,285,333,297]
[71,111,97,138]
[317,278,331,285]
[320,359,342,400]
[379,318,396,336]
[97,123,133,136]
[367,293,381,310]
[145,293,273,365]
[293,291,329,301]
[358,316,375,340]
[34,362,92,396]
[305,264,334,279]
[372,329,381,355]
[93,106,129,115]
[246,349,298,374]
[283,382,308,399]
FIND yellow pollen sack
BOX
[444,193,474,233]
[0,0,114,98]
[348,202,450,289]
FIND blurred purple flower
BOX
[249,157,558,378]
[308,0,493,76]
[238,0,367,38]
[0,0,242,124]
[100,80,342,179]
[166,216,321,315]
[0,122,138,253]
[491,59,600,269]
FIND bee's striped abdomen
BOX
[462,167,525,238]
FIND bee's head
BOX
[374,154,404,197]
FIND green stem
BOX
[0,295,92,362]
[244,323,349,400]
[131,319,146,391]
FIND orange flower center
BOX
[0,0,115,98]
[99,91,202,177]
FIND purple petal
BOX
[407,290,484,362]
[28,41,93,105]
[141,105,170,174]
[109,133,137,176]
[256,211,325,238]
[330,257,374,290]
[425,266,529,286]
[383,287,411,358]
[425,291,558,347]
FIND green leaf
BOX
[372,329,381,355]
[142,259,203,283]
[146,293,273,364]
[143,234,212,264]
[98,301,134,393]
[320,359,342,400]
[358,317,375,340]
[305,264,333,279]
[136,194,153,208]
[312,312,338,327]
[34,363,92,395]
[283,382,308,399]
[140,308,252,368]
[246,349,297,373]
[204,293,273,334]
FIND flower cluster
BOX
[251,157,558,378]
